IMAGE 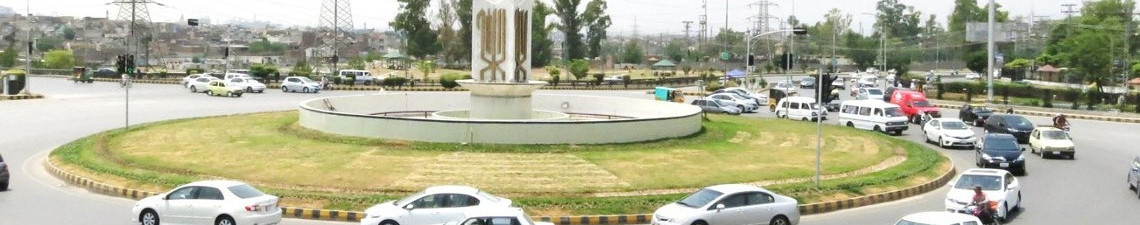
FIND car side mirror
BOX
[1021,148,1026,152]
[403,204,415,210]
[1132,167,1139,172]
[715,204,726,211]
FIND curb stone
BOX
[46,152,956,225]
[1,94,45,101]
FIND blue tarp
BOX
[725,69,746,78]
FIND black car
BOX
[959,104,994,126]
[92,68,118,78]
[983,114,1034,143]
[975,133,1027,175]
[1,153,8,190]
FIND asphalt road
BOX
[3,77,1140,225]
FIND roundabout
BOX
[49,109,944,216]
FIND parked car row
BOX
[182,73,321,98]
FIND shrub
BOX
[382,76,409,88]
[622,75,631,87]
[592,73,605,85]
[439,73,464,89]
[550,74,560,86]
[185,68,204,75]
[705,80,724,92]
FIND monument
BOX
[296,0,702,144]
[458,0,546,119]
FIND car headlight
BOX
[1007,127,1018,132]
[1015,154,1025,161]
[981,154,993,160]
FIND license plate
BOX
[999,163,1009,167]
[1052,151,1062,155]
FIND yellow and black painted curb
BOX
[933,103,1140,124]
[91,78,181,85]
[45,142,957,225]
[1,94,44,101]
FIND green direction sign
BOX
[721,52,731,61]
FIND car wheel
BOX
[1000,203,1009,222]
[216,216,235,225]
[846,122,855,128]
[923,131,931,143]
[206,90,213,96]
[303,87,309,93]
[769,216,790,225]
[190,86,198,93]
[1015,192,1022,212]
[692,221,708,225]
[873,125,882,133]
[938,137,945,148]
[0,181,7,190]
[380,220,400,225]
[140,210,159,225]
[246,87,253,93]
[282,86,289,92]
[1069,152,1075,160]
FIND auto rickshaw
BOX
[654,87,685,103]
[768,88,788,112]
[71,67,94,83]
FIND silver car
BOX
[653,184,799,225]
[1129,156,1140,198]
[692,99,741,115]
[281,76,322,93]
[707,93,759,113]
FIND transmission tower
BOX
[682,21,693,41]
[318,0,354,74]
[109,0,162,67]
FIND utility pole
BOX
[987,0,996,103]
[21,0,31,95]
[109,0,162,130]
[699,0,708,49]
[682,21,693,41]
[724,0,729,78]
[319,0,354,76]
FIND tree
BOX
[456,0,473,64]
[874,0,923,39]
[0,47,16,68]
[35,37,62,51]
[290,63,313,77]
[437,0,463,64]
[531,1,555,68]
[248,38,287,55]
[569,59,589,81]
[1061,31,1114,91]
[664,39,686,63]
[416,60,435,81]
[621,39,644,64]
[581,0,611,59]
[843,32,879,70]
[62,27,76,41]
[249,64,279,81]
[347,56,367,70]
[949,0,1009,72]
[391,0,441,59]
[554,0,586,60]
[42,49,76,69]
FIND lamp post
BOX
[746,29,802,88]
[986,0,996,103]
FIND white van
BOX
[838,100,909,135]
[338,69,375,85]
[775,96,825,121]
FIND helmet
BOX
[1055,113,1063,117]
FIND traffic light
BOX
[815,74,841,103]
[187,18,199,26]
[778,53,794,70]
[115,55,125,74]
[126,55,135,74]
[223,47,230,58]
[747,55,755,66]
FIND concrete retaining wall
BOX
[298,93,703,144]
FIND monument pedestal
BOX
[458,80,547,120]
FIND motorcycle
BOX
[963,201,1001,225]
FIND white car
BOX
[227,77,267,93]
[131,180,281,225]
[182,74,209,87]
[772,82,797,95]
[603,75,625,84]
[281,76,322,93]
[360,185,513,225]
[188,76,222,93]
[965,72,981,80]
[652,184,799,225]
[894,212,983,225]
[439,207,554,225]
[856,88,884,101]
[944,169,1021,222]
[923,118,977,149]
[1028,127,1075,159]
[707,93,758,113]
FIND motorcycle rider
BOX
[972,186,997,224]
[1052,113,1070,130]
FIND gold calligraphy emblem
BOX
[514,10,529,82]
[477,9,507,82]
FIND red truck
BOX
[890,89,941,124]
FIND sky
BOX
[1,0,1092,36]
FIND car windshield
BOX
[227,184,266,199]
[912,100,932,107]
[972,106,991,113]
[941,121,968,130]
[867,89,883,95]
[396,190,428,206]
[677,188,723,208]
[885,107,905,117]
[983,137,1020,151]
[299,77,315,83]
[953,174,1002,190]
[1003,116,1032,127]
[1042,130,1069,140]
[475,190,503,204]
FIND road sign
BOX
[721,52,730,61]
